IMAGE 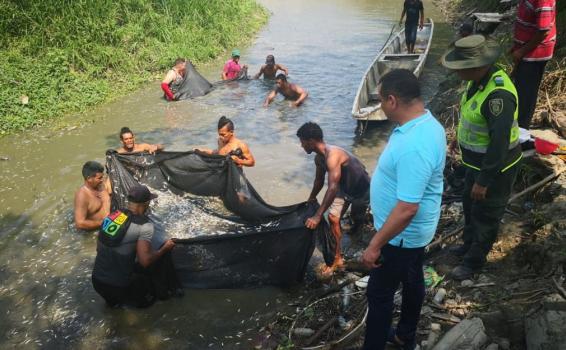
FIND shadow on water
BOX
[0,0,453,348]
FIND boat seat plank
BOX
[380,54,421,61]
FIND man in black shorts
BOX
[399,0,424,54]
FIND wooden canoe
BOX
[351,19,434,122]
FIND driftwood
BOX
[306,278,356,305]
[305,317,337,346]
[432,318,488,350]
[426,224,465,252]
[508,167,566,203]
[431,313,462,324]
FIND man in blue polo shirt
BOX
[361,69,446,350]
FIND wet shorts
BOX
[328,189,370,224]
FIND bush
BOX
[0,0,268,134]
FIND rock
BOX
[552,111,566,138]
[431,323,441,332]
[461,279,474,287]
[421,306,434,316]
[543,294,566,311]
[485,344,499,350]
[426,328,441,350]
[434,288,447,304]
[496,338,511,350]
[525,308,566,349]
[432,318,488,350]
[477,274,491,284]
[293,328,315,337]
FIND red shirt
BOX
[513,0,556,61]
[223,59,241,80]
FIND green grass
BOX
[0,0,268,134]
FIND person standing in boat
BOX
[399,0,424,54]
[253,55,289,79]
[263,74,308,107]
[161,58,187,101]
[297,122,370,276]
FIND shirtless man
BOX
[253,55,289,79]
[117,127,164,154]
[264,74,308,107]
[297,122,370,275]
[161,58,187,101]
[74,161,111,230]
[199,116,255,167]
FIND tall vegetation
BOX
[0,0,267,134]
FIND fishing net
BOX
[105,150,335,288]
[171,62,249,101]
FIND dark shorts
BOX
[405,23,418,45]
[92,273,155,308]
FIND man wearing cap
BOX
[91,185,177,308]
[222,49,248,80]
[441,35,522,280]
[253,55,289,79]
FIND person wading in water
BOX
[74,161,111,230]
[117,127,164,154]
[254,55,289,79]
[161,58,187,101]
[198,116,255,168]
[264,74,308,107]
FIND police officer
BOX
[441,35,522,280]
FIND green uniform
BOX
[458,66,521,269]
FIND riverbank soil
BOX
[255,1,566,349]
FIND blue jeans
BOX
[363,244,425,350]
[405,23,418,45]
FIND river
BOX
[0,0,452,348]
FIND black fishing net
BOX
[105,150,335,288]
[171,62,249,101]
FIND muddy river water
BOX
[0,0,453,348]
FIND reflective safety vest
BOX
[458,69,521,171]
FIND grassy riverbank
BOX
[0,0,268,134]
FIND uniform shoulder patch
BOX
[494,76,504,87]
[489,98,504,117]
